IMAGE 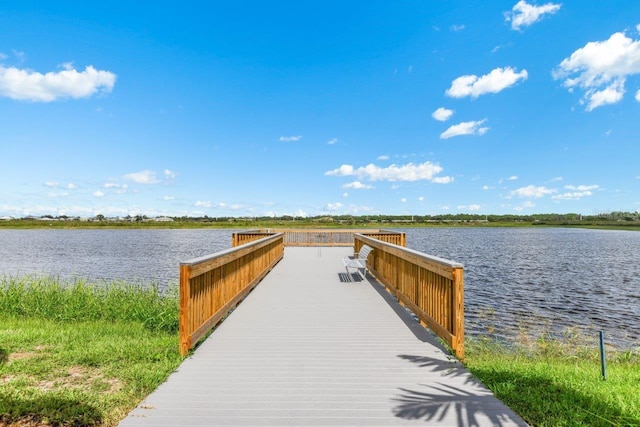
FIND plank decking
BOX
[119,247,528,426]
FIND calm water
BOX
[0,228,638,348]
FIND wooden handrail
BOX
[232,229,406,247]
[179,233,284,355]
[355,233,465,360]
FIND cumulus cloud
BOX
[163,195,175,201]
[446,67,528,98]
[554,31,640,110]
[552,184,599,199]
[0,64,116,102]
[451,24,465,32]
[44,181,59,188]
[458,204,481,211]
[194,201,211,208]
[636,90,640,102]
[432,107,454,121]
[325,202,343,211]
[342,181,373,190]
[279,135,302,142]
[440,119,489,139]
[93,190,105,197]
[505,1,561,31]
[325,161,446,182]
[432,176,454,184]
[123,170,159,184]
[377,155,390,160]
[327,138,338,145]
[164,169,177,179]
[510,185,557,198]
[508,176,518,181]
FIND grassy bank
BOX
[465,333,640,426]
[0,277,183,426]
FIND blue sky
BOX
[1,1,639,218]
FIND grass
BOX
[0,277,184,426]
[464,329,640,426]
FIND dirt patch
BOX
[7,352,36,362]
[35,366,122,394]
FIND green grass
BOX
[464,332,640,426]
[0,277,184,426]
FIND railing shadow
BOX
[364,274,451,349]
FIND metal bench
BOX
[342,244,373,280]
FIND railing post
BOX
[179,264,192,356]
[452,266,465,360]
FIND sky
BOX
[1,1,640,218]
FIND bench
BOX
[342,244,374,280]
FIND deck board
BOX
[119,247,528,426]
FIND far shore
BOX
[1,213,639,232]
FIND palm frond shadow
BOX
[392,383,522,427]
[397,354,470,380]
[393,354,527,426]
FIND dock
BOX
[119,244,528,426]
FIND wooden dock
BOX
[119,247,527,426]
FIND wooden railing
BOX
[232,229,406,247]
[179,233,284,355]
[355,234,465,360]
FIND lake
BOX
[0,227,638,349]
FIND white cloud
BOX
[586,79,625,111]
[104,182,128,189]
[164,169,177,179]
[194,201,211,208]
[440,119,489,139]
[508,176,518,181]
[418,196,424,201]
[327,138,338,145]
[554,31,640,110]
[451,24,465,32]
[548,176,563,182]
[458,204,481,211]
[342,181,373,190]
[342,192,349,198]
[565,184,599,191]
[279,135,302,142]
[123,170,159,184]
[325,202,343,211]
[446,67,528,98]
[0,64,116,102]
[377,155,390,160]
[636,90,640,102]
[44,181,58,188]
[93,190,105,197]
[401,198,407,203]
[0,52,7,61]
[505,1,561,31]
[553,185,599,199]
[163,195,175,201]
[325,161,445,182]
[482,185,491,190]
[510,185,557,198]
[432,176,454,184]
[432,107,454,121]
[66,183,77,189]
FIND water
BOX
[0,229,234,287]
[403,227,640,349]
[0,227,638,348]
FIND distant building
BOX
[154,216,174,222]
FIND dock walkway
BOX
[119,247,527,426]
